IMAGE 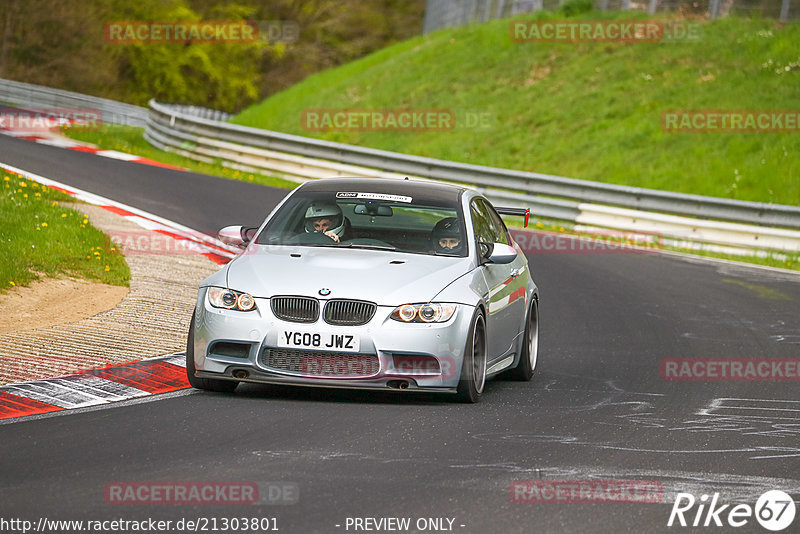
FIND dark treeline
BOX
[0,0,425,112]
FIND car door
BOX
[470,198,526,359]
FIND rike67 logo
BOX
[668,490,796,531]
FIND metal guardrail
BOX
[423,0,796,34]
[0,78,147,127]
[146,100,800,236]
[3,80,797,253]
[2,71,797,253]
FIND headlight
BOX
[207,287,257,311]
[390,303,456,323]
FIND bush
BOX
[559,0,594,17]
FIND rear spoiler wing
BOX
[495,207,530,228]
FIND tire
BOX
[186,312,238,393]
[506,297,539,381]
[456,310,487,403]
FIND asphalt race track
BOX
[1,134,799,533]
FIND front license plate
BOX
[278,330,360,352]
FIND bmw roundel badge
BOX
[319,288,331,296]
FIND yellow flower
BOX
[61,213,67,218]
[35,192,41,197]
[8,281,15,287]
[82,219,88,224]
[19,181,26,187]
[51,201,57,207]
[3,176,9,181]
[23,193,28,198]
[104,265,110,271]
[41,222,48,227]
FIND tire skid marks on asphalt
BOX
[0,354,189,421]
[0,161,237,265]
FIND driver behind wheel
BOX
[432,217,464,255]
[304,201,346,243]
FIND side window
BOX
[480,199,510,245]
[470,200,494,247]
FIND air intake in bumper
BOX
[261,348,380,377]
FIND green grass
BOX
[0,169,130,292]
[63,125,298,190]
[232,11,800,206]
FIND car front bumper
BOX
[192,288,474,392]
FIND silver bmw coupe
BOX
[187,178,539,402]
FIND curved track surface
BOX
[1,134,799,533]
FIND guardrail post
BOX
[709,0,721,19]
[780,0,790,22]
[648,0,658,15]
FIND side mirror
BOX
[218,225,256,248]
[483,242,517,264]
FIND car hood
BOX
[225,245,473,305]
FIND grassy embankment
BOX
[0,168,130,292]
[233,10,799,206]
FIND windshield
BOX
[256,189,467,257]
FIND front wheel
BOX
[186,312,238,393]
[506,297,538,381]
[455,310,487,403]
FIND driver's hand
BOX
[324,231,340,243]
